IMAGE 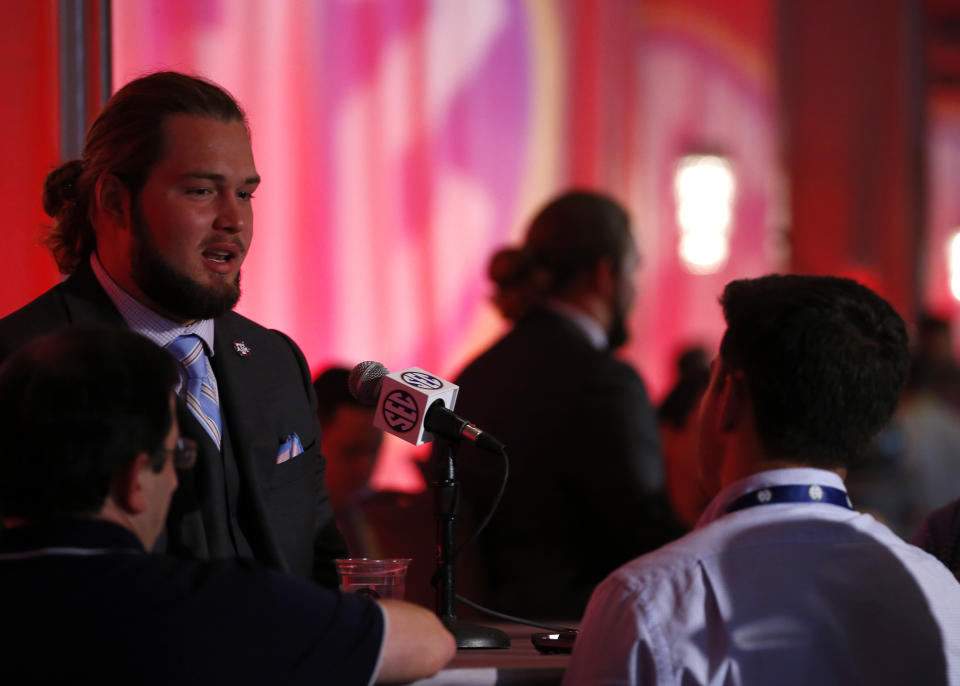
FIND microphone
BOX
[348,361,504,452]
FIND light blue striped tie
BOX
[167,335,222,448]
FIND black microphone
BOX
[348,361,505,452]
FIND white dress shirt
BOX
[564,467,960,686]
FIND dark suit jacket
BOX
[0,262,347,586]
[0,519,382,684]
[447,307,679,619]
[913,497,960,580]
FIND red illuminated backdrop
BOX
[3,0,955,489]
[0,2,61,316]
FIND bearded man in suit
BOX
[0,71,346,585]
[448,190,679,619]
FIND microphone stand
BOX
[435,438,510,649]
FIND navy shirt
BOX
[0,519,384,685]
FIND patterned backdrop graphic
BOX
[105,0,780,489]
[3,1,956,491]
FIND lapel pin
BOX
[233,340,251,358]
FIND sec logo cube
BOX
[373,367,459,445]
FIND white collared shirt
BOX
[565,467,960,685]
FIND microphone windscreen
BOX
[349,361,389,406]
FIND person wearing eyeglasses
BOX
[0,325,454,685]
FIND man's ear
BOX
[111,453,152,515]
[94,173,132,229]
[592,256,616,299]
[719,369,750,432]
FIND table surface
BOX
[408,621,576,686]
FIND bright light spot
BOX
[680,232,730,274]
[674,155,736,274]
[948,231,960,301]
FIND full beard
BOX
[129,203,241,321]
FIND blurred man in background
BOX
[315,366,385,521]
[447,189,679,620]
[657,345,712,529]
[315,366,440,609]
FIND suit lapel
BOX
[210,315,289,571]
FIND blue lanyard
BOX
[725,484,853,514]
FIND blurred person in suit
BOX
[657,346,712,529]
[314,366,442,609]
[445,189,679,620]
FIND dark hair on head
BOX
[489,190,634,320]
[0,325,180,519]
[313,367,365,424]
[676,346,710,379]
[916,311,950,338]
[658,369,710,430]
[718,274,909,469]
[658,345,712,429]
[42,71,248,274]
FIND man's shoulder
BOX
[215,310,306,359]
[211,312,314,405]
[611,528,710,581]
[0,265,122,355]
[642,508,960,592]
[0,278,85,359]
[598,509,853,596]
[217,310,294,341]
[2,550,384,683]
[458,310,627,381]
[0,282,69,329]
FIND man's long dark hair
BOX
[488,190,633,320]
[42,71,247,274]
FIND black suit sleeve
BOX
[563,361,682,558]
[912,498,960,580]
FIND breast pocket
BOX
[270,437,319,488]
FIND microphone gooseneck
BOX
[425,402,505,452]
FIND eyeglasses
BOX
[171,437,198,470]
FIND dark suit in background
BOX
[450,307,678,619]
[0,262,346,586]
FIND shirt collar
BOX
[0,518,145,555]
[696,467,848,528]
[543,301,608,350]
[90,253,216,356]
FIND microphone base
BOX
[442,616,511,649]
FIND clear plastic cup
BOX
[335,558,412,600]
